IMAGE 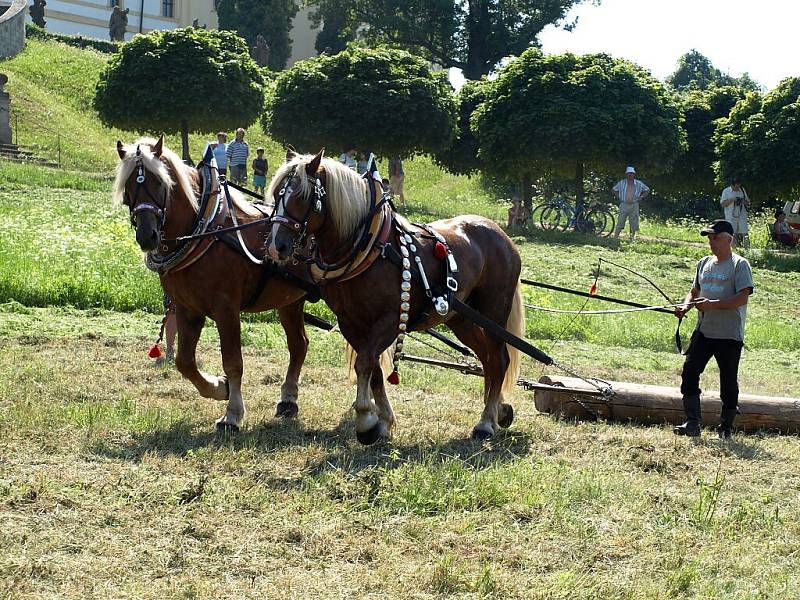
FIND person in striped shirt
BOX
[226,128,250,185]
[612,166,650,241]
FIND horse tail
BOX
[502,281,525,397]
[346,343,394,384]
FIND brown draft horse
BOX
[114,136,312,431]
[266,150,524,444]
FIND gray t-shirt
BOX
[692,253,754,341]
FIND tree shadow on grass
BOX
[87,410,533,475]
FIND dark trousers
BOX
[680,331,743,410]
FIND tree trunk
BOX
[521,173,532,213]
[574,161,585,230]
[180,119,193,165]
[464,0,491,79]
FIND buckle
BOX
[446,276,458,292]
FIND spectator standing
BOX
[773,209,799,247]
[252,147,268,197]
[357,151,370,175]
[611,166,650,241]
[389,155,406,205]
[508,196,524,227]
[673,219,754,439]
[339,147,357,170]
[211,132,228,176]
[720,177,750,248]
[226,128,249,185]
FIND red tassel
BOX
[387,370,400,385]
[434,241,447,260]
[148,344,163,359]
[589,282,597,296]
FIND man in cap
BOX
[673,219,754,438]
[611,166,650,241]
[720,176,750,247]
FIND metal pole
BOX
[57,134,61,168]
[139,0,145,33]
[14,113,18,145]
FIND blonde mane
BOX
[112,137,198,211]
[268,153,369,240]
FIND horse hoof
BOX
[215,421,240,434]
[356,422,383,446]
[498,403,514,428]
[275,401,299,419]
[471,426,493,441]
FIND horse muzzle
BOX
[135,216,161,252]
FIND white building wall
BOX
[26,0,317,64]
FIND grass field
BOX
[2,36,800,599]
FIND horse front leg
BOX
[175,307,229,402]
[370,364,396,437]
[212,311,246,432]
[274,300,308,419]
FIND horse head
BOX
[267,148,369,263]
[113,135,198,253]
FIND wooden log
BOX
[533,375,800,434]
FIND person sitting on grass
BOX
[772,209,799,247]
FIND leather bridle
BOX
[123,145,169,229]
[270,165,326,252]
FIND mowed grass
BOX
[1,310,800,599]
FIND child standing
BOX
[252,147,268,197]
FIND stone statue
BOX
[108,6,129,42]
[30,0,47,28]
[0,74,13,145]
[250,34,270,68]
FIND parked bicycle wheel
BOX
[600,208,615,237]
[581,208,608,235]
[538,205,563,231]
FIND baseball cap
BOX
[625,166,636,174]
[700,219,734,236]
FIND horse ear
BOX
[285,144,296,161]
[116,141,126,160]
[306,148,324,176]
[153,134,164,157]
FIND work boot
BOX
[674,395,701,437]
[717,408,737,439]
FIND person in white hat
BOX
[611,166,650,241]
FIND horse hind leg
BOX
[175,308,230,403]
[369,364,396,439]
[275,300,308,419]
[446,316,512,440]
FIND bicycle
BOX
[534,196,615,237]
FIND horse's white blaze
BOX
[267,200,286,260]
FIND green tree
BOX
[667,49,760,92]
[652,86,746,198]
[434,79,488,176]
[216,0,299,70]
[473,50,685,212]
[306,0,598,80]
[263,46,456,158]
[715,78,800,199]
[94,28,265,162]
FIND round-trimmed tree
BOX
[94,27,265,162]
[473,50,685,211]
[434,78,488,177]
[652,86,745,199]
[263,46,457,158]
[715,77,800,199]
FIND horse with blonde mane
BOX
[267,150,524,444]
[114,136,316,431]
